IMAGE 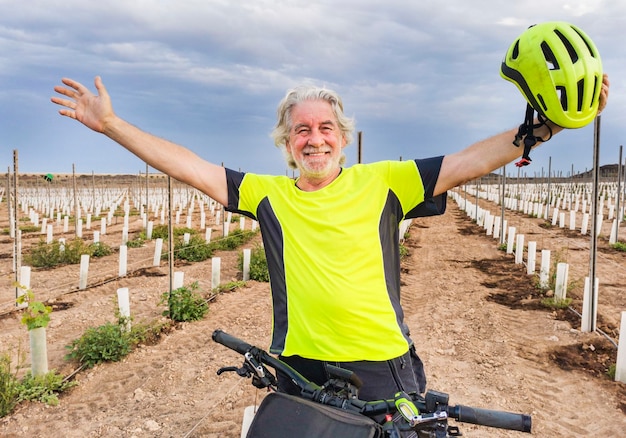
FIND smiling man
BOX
[52,71,608,402]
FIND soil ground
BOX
[0,182,625,437]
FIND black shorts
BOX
[277,346,426,401]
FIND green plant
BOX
[62,238,95,264]
[15,286,52,331]
[16,370,76,406]
[540,296,573,309]
[611,241,626,252]
[174,235,215,262]
[18,225,41,233]
[210,229,257,251]
[399,243,409,258]
[607,363,616,379]
[65,322,133,368]
[0,353,19,417]
[240,244,270,282]
[126,237,145,248]
[24,238,113,268]
[214,280,247,293]
[160,282,209,322]
[25,240,63,267]
[143,225,196,240]
[89,241,113,257]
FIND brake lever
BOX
[217,365,253,378]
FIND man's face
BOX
[286,99,345,184]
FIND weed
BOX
[607,363,616,379]
[174,235,214,262]
[18,225,40,233]
[89,241,113,257]
[126,237,145,248]
[62,238,95,264]
[239,244,269,282]
[65,322,134,368]
[399,243,409,258]
[0,353,19,417]
[540,296,573,309]
[214,281,247,293]
[611,241,626,252]
[16,371,77,406]
[170,229,258,262]
[144,225,196,240]
[210,229,257,251]
[160,282,209,322]
[25,240,63,267]
[24,238,113,267]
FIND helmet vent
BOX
[512,40,520,59]
[537,93,548,111]
[572,26,598,57]
[556,86,567,111]
[540,42,559,70]
[554,29,579,63]
[590,76,600,108]
[577,79,586,111]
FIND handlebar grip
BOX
[449,405,531,433]
[212,330,253,355]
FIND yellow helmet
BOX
[501,21,603,129]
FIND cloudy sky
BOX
[1,0,624,178]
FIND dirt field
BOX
[0,182,625,437]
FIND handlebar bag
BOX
[245,392,383,438]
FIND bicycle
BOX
[213,329,532,438]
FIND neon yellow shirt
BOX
[226,158,445,361]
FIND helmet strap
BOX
[512,104,553,167]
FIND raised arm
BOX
[51,76,229,206]
[434,74,610,197]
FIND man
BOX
[51,74,609,401]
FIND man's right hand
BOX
[52,76,115,134]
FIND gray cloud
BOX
[1,0,624,176]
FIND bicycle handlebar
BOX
[212,329,254,355]
[212,329,531,434]
[449,405,531,433]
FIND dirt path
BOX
[0,193,624,437]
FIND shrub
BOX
[62,238,95,264]
[611,242,626,252]
[540,296,573,309]
[19,225,41,233]
[160,282,209,322]
[25,240,63,267]
[210,229,257,251]
[399,243,409,259]
[16,371,76,406]
[174,235,214,262]
[0,353,19,417]
[239,244,270,282]
[214,281,247,293]
[24,238,113,267]
[170,229,258,262]
[144,225,196,240]
[89,241,113,257]
[65,322,133,368]
[126,237,145,248]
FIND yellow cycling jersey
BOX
[226,157,445,361]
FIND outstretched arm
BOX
[51,76,229,206]
[434,74,610,197]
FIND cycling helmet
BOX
[500,21,602,166]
